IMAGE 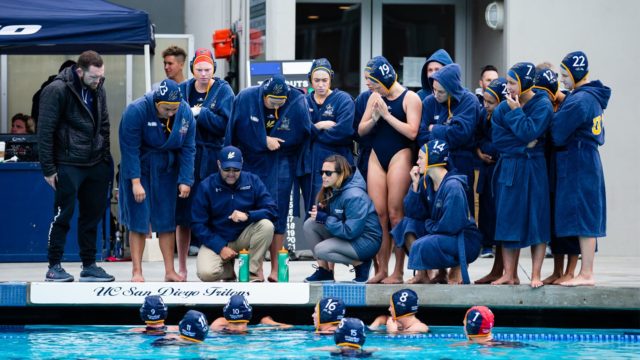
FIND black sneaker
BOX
[479,247,494,259]
[45,264,74,282]
[80,264,115,282]
[304,265,335,283]
[352,258,372,283]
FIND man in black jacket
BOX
[38,50,114,282]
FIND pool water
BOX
[0,325,638,359]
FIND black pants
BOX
[48,161,110,266]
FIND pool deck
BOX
[0,255,638,312]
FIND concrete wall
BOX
[504,0,640,256]
[184,0,240,80]
[265,0,296,60]
[471,0,504,76]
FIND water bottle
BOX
[115,231,123,259]
[277,247,289,282]
[238,249,250,282]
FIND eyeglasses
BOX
[222,168,241,173]
[321,170,339,177]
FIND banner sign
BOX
[30,282,309,305]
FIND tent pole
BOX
[126,55,133,105]
[1,55,7,133]
[144,44,151,93]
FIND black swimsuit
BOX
[370,89,412,171]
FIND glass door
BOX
[370,0,467,92]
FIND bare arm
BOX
[358,92,381,136]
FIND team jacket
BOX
[191,172,278,254]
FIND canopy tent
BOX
[0,0,154,54]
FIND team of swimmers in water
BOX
[134,292,522,355]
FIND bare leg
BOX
[129,231,146,282]
[158,232,184,282]
[366,151,390,284]
[491,246,519,285]
[407,270,429,284]
[448,266,463,284]
[268,234,284,282]
[381,150,412,284]
[318,259,330,270]
[530,243,546,288]
[543,254,565,285]
[475,245,504,284]
[554,254,579,284]
[176,225,190,279]
[561,237,596,286]
[426,269,448,284]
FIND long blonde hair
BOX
[316,154,352,209]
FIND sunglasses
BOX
[222,168,241,173]
[321,170,339,177]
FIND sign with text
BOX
[30,282,309,305]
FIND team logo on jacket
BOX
[209,99,217,111]
[147,122,158,127]
[250,116,259,122]
[278,117,291,131]
[435,199,443,209]
[434,115,440,121]
[322,104,334,118]
[335,209,344,214]
[179,118,189,135]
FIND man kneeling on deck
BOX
[191,146,278,282]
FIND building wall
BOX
[471,0,504,77]
[504,0,640,256]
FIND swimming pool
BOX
[1,325,638,359]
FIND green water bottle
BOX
[277,247,289,282]
[238,249,250,282]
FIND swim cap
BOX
[139,295,168,324]
[533,68,559,99]
[263,74,290,99]
[334,317,366,349]
[561,51,589,84]
[420,139,450,169]
[485,77,508,102]
[179,310,209,342]
[390,289,419,319]
[191,47,215,73]
[464,306,494,338]
[316,297,346,328]
[154,79,182,105]
[308,58,334,79]
[365,56,397,91]
[223,294,253,323]
[507,62,536,94]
